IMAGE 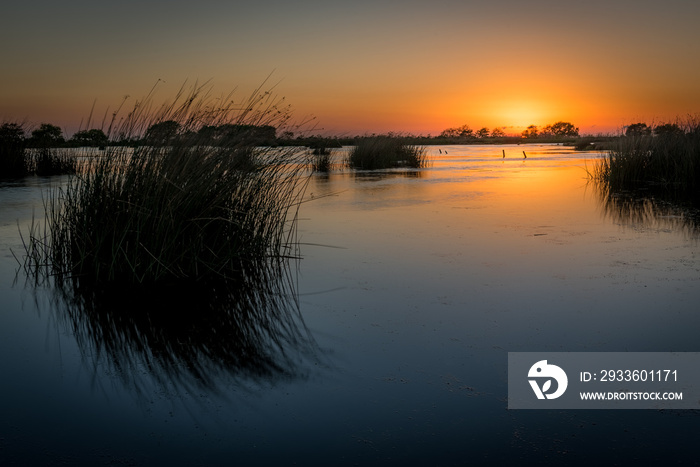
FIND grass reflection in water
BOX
[42,259,318,397]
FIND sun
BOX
[475,97,553,132]
[499,102,549,129]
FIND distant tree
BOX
[216,124,276,146]
[253,125,276,143]
[476,127,490,138]
[654,123,683,136]
[440,124,474,138]
[197,125,219,141]
[624,122,651,137]
[179,130,198,142]
[0,122,25,143]
[439,128,456,138]
[144,120,180,145]
[0,123,28,177]
[546,121,579,137]
[70,129,109,147]
[522,125,539,138]
[29,123,64,147]
[491,127,506,138]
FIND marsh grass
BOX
[30,148,78,176]
[347,136,428,170]
[311,146,331,155]
[311,147,332,172]
[24,82,311,286]
[593,118,700,197]
[573,137,596,151]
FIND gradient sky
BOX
[2,0,699,136]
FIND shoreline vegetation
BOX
[5,117,699,152]
[591,117,700,202]
[0,121,616,179]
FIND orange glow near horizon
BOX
[0,78,686,138]
[2,2,700,138]
[0,31,693,139]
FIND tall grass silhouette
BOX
[24,82,310,286]
[593,117,700,197]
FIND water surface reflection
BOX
[39,260,318,398]
[596,184,700,238]
[3,146,700,465]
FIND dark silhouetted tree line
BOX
[624,122,688,138]
[0,122,78,178]
[521,121,580,138]
[143,120,278,147]
[439,121,581,140]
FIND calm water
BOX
[1,144,699,465]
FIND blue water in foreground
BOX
[1,145,699,465]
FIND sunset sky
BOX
[2,0,699,136]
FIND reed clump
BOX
[311,147,332,172]
[593,117,700,197]
[30,148,78,176]
[24,82,310,286]
[347,136,428,170]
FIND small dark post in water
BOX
[439,149,442,154]
[502,149,505,158]
[523,151,527,159]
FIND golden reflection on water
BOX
[301,144,699,340]
[310,145,598,227]
[311,144,698,240]
[304,146,605,288]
